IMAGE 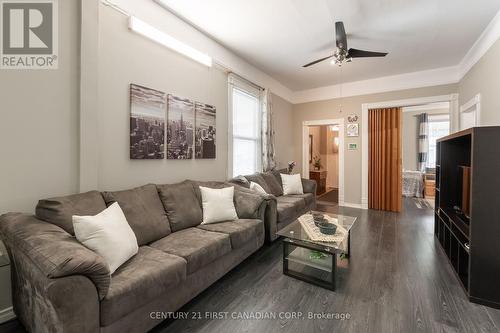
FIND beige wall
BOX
[458,38,500,126]
[95,6,294,190]
[293,84,458,204]
[97,6,227,190]
[402,108,449,171]
[273,94,295,169]
[0,0,80,214]
[0,0,79,318]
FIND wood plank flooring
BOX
[1,198,500,333]
[151,199,500,333]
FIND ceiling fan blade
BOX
[302,55,334,68]
[335,21,347,50]
[348,48,388,58]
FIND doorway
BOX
[302,119,345,206]
[361,95,456,211]
[401,102,451,210]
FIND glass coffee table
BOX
[276,211,357,291]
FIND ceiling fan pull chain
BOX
[339,66,343,113]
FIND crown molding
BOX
[402,102,450,112]
[458,9,500,80]
[289,8,500,105]
[126,0,500,105]
[291,66,460,104]
[106,0,294,102]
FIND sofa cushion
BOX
[36,191,107,235]
[262,172,283,196]
[150,228,231,274]
[276,196,307,223]
[73,202,139,274]
[200,186,238,224]
[102,184,171,246]
[244,174,272,194]
[100,246,186,326]
[197,219,264,249]
[157,181,202,232]
[289,193,315,207]
[228,175,250,188]
[270,168,288,187]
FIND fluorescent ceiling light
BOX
[128,16,212,67]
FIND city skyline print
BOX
[195,102,216,159]
[167,94,195,159]
[130,84,165,159]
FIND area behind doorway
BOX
[308,124,340,205]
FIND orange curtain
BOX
[368,107,402,212]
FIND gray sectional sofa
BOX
[0,173,315,333]
[230,169,317,242]
[0,181,269,333]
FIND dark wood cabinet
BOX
[309,170,327,195]
[434,127,500,309]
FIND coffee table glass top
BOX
[277,211,357,252]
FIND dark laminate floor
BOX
[317,188,339,205]
[2,198,500,333]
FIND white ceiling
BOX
[156,0,500,91]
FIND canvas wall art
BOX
[195,102,216,159]
[167,94,195,159]
[130,84,166,159]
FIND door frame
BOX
[361,94,459,210]
[302,118,345,206]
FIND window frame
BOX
[427,114,450,168]
[227,74,263,178]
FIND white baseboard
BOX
[0,306,15,323]
[340,202,365,209]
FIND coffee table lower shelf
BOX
[282,239,337,291]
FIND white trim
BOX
[80,0,100,192]
[103,0,293,102]
[292,66,460,104]
[110,1,500,104]
[361,94,458,210]
[459,10,500,79]
[340,202,363,209]
[291,8,500,103]
[227,75,263,178]
[302,119,345,207]
[0,307,15,324]
[460,94,481,113]
[459,93,481,129]
[402,102,450,113]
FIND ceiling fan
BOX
[303,21,388,68]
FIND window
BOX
[427,114,450,168]
[229,76,262,177]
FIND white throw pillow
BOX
[281,173,304,195]
[72,202,138,274]
[200,186,238,224]
[250,181,267,195]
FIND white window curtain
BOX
[261,89,276,172]
[228,74,263,177]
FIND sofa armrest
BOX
[302,178,317,195]
[232,185,267,219]
[0,213,111,300]
[8,241,100,332]
[231,184,277,243]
